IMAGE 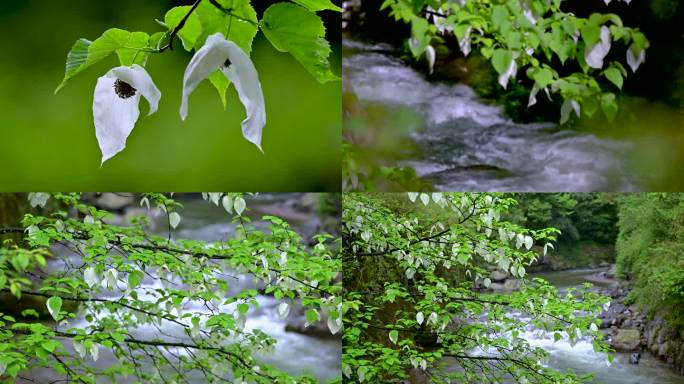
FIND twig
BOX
[208,0,258,25]
[158,0,203,52]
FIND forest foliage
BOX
[379,0,649,124]
[508,193,617,245]
[0,193,341,383]
[342,193,611,383]
[616,193,684,332]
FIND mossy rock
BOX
[612,329,642,351]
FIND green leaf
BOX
[195,0,258,53]
[389,330,399,344]
[408,17,430,57]
[631,30,649,52]
[581,22,600,48]
[237,303,249,315]
[208,70,230,108]
[491,5,509,31]
[127,271,143,290]
[261,3,339,83]
[603,67,623,89]
[532,68,554,88]
[11,253,29,272]
[491,49,512,76]
[289,0,341,12]
[601,92,618,122]
[21,309,40,318]
[165,6,203,51]
[116,32,150,67]
[305,308,319,324]
[55,38,91,93]
[56,29,150,93]
[480,46,494,59]
[46,296,62,321]
[610,25,626,41]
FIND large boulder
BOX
[490,269,509,282]
[611,329,641,351]
[92,193,135,211]
[503,279,520,291]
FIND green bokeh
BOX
[0,0,341,191]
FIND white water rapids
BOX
[344,39,641,192]
[24,196,341,383]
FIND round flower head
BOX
[93,64,161,164]
[181,33,266,151]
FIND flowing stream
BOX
[522,268,682,383]
[440,268,682,383]
[27,195,340,383]
[344,39,641,191]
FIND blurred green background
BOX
[0,0,341,191]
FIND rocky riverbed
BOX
[592,267,684,373]
[482,265,684,376]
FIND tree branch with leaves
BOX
[0,193,342,383]
[55,0,340,163]
[342,192,612,383]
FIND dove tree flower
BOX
[1,193,342,382]
[382,0,650,123]
[57,1,338,164]
[93,65,161,164]
[181,33,266,151]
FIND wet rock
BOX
[408,367,429,384]
[630,352,641,364]
[486,279,520,292]
[599,318,612,329]
[503,279,520,291]
[488,282,505,291]
[659,341,670,356]
[611,329,642,351]
[490,269,509,282]
[91,193,135,212]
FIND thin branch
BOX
[158,0,203,52]
[208,0,258,25]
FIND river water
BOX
[29,195,341,383]
[524,268,683,383]
[343,39,641,191]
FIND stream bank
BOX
[538,267,684,379]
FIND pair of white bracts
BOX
[94,33,266,164]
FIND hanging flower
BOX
[93,64,161,164]
[180,33,266,151]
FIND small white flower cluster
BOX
[94,33,266,164]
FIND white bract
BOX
[181,33,266,151]
[585,26,611,69]
[626,44,646,73]
[277,302,291,319]
[560,99,581,124]
[83,267,98,288]
[93,65,161,164]
[498,56,518,89]
[426,45,436,74]
[458,27,472,56]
